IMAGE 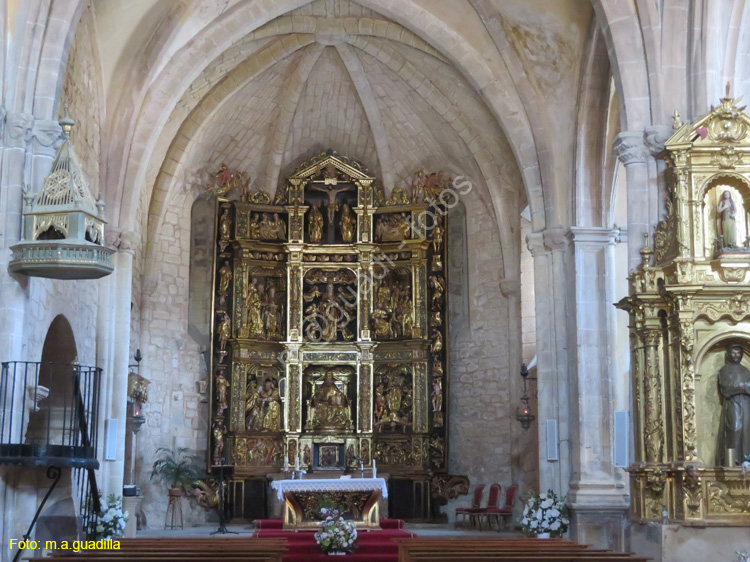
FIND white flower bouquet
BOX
[92,494,129,539]
[314,508,358,554]
[520,489,569,537]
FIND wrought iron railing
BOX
[0,361,101,466]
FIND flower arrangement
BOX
[314,508,358,554]
[92,494,129,539]
[736,550,749,562]
[520,489,569,537]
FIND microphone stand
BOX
[211,457,238,535]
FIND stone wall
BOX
[136,185,210,528]
[444,180,516,522]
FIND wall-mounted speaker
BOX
[105,418,118,461]
[546,419,558,461]
[614,410,629,468]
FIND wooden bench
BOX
[25,537,287,562]
[394,538,650,562]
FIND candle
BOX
[284,458,289,472]
[295,456,300,471]
[372,459,376,470]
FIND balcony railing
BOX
[0,361,101,468]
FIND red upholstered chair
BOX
[455,484,484,527]
[471,483,501,530]
[486,484,518,531]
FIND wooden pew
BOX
[25,537,287,562]
[394,538,650,562]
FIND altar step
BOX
[254,519,411,562]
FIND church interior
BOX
[1,1,750,561]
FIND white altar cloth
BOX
[270,477,388,501]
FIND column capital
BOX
[106,229,138,253]
[644,124,673,156]
[526,227,567,256]
[613,131,649,165]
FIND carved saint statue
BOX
[249,213,262,239]
[264,285,283,340]
[219,208,232,241]
[718,190,738,248]
[340,203,356,243]
[432,215,445,254]
[244,278,265,338]
[212,419,226,464]
[431,378,442,413]
[245,382,262,430]
[218,261,232,304]
[215,371,229,414]
[311,370,351,429]
[217,313,231,351]
[260,378,282,432]
[717,344,750,465]
[308,203,324,242]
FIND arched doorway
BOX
[28,316,81,545]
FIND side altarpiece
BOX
[619,91,750,526]
[206,152,465,519]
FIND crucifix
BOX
[307,167,354,243]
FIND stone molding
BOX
[566,227,619,246]
[105,229,137,253]
[614,131,649,165]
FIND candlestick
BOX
[295,456,300,471]
[372,459,376,470]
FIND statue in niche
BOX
[716,344,750,465]
[215,371,229,414]
[219,208,232,251]
[431,378,442,413]
[372,273,411,340]
[260,378,282,432]
[303,444,312,467]
[308,203,324,242]
[264,284,283,340]
[245,381,262,430]
[212,419,226,464]
[432,215,444,254]
[244,277,265,338]
[718,190,738,247]
[245,378,282,432]
[374,367,411,431]
[310,370,351,429]
[304,281,355,342]
[217,261,232,305]
[340,203,356,243]
[218,313,231,351]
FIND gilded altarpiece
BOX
[618,92,750,526]
[207,152,457,518]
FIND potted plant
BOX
[314,508,358,555]
[520,489,569,538]
[150,447,203,498]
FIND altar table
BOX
[270,477,387,530]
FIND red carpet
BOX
[254,519,413,561]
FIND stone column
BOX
[526,229,570,495]
[565,227,629,551]
[614,132,651,272]
[105,233,135,497]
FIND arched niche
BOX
[694,332,750,467]
[26,315,79,444]
[701,173,750,255]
